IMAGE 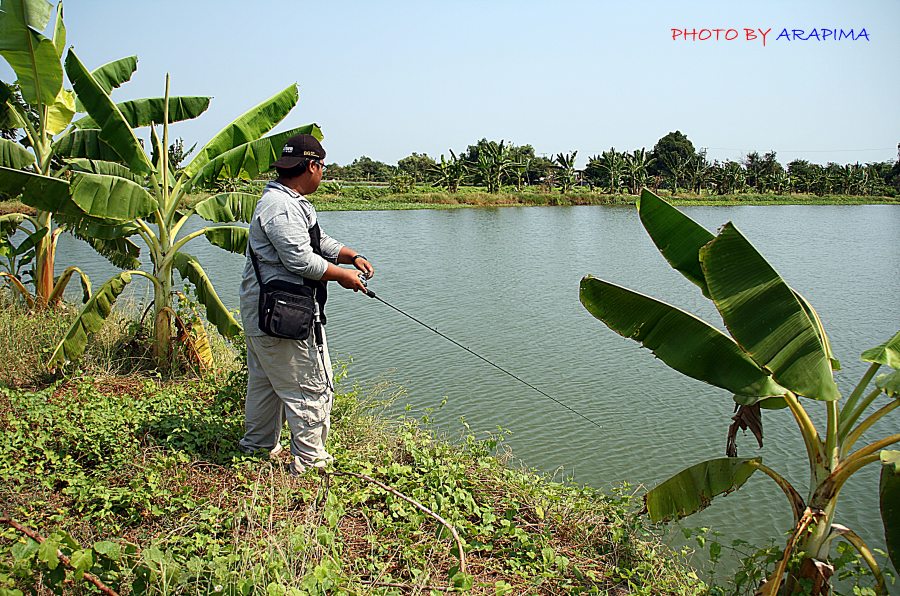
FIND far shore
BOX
[2,189,897,217]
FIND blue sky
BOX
[6,0,899,167]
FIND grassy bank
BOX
[0,298,702,594]
[2,188,897,219]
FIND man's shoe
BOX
[289,456,329,476]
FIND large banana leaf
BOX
[48,271,132,367]
[172,252,241,339]
[0,137,34,168]
[700,223,840,401]
[182,84,299,178]
[862,330,900,369]
[65,157,141,183]
[194,192,258,223]
[185,124,321,190]
[72,96,211,129]
[69,172,157,221]
[645,457,760,522]
[637,189,713,296]
[77,234,140,270]
[881,450,900,573]
[73,55,138,113]
[877,371,900,398]
[50,0,62,56]
[54,209,138,240]
[0,166,79,214]
[580,276,786,398]
[88,55,136,96]
[52,128,122,162]
[45,87,74,134]
[64,50,152,175]
[203,225,248,254]
[0,0,61,106]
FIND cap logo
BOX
[303,150,318,157]
[282,145,294,153]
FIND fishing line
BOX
[360,284,603,431]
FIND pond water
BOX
[53,203,899,569]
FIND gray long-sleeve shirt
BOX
[239,181,343,336]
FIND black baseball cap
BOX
[271,134,326,169]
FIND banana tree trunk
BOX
[33,210,55,308]
[153,261,173,367]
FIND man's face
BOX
[309,160,325,192]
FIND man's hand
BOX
[335,267,369,292]
[353,257,374,279]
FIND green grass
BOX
[0,297,703,594]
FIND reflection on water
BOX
[54,204,899,556]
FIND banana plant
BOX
[580,189,899,594]
[0,0,77,305]
[29,49,319,367]
[0,211,89,307]
[553,151,577,194]
[476,140,513,193]
[430,149,467,193]
[0,0,172,306]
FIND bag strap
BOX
[248,242,265,287]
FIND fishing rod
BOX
[357,275,603,431]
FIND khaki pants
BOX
[239,329,333,466]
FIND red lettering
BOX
[745,28,757,41]
[672,28,684,40]
[684,28,699,41]
[759,27,771,46]
[726,28,738,40]
[699,29,711,40]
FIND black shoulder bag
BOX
[249,245,316,340]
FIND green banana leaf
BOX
[183,84,299,178]
[0,0,61,106]
[73,55,138,113]
[87,55,136,96]
[580,276,786,398]
[50,0,63,57]
[793,289,840,371]
[72,96,211,129]
[646,457,760,522]
[880,450,900,573]
[69,172,157,221]
[14,226,46,257]
[0,137,34,168]
[203,225,248,254]
[194,192,258,223]
[0,166,79,214]
[45,87,74,134]
[54,209,138,240]
[733,394,788,410]
[876,371,900,398]
[64,50,152,175]
[172,252,241,339]
[48,271,133,367]
[52,128,122,162]
[65,157,141,183]
[700,223,840,401]
[185,124,321,190]
[636,189,713,297]
[862,331,900,369]
[77,234,140,270]
[636,191,840,373]
[0,212,26,237]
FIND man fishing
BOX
[238,134,374,475]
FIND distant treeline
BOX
[323,132,900,197]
